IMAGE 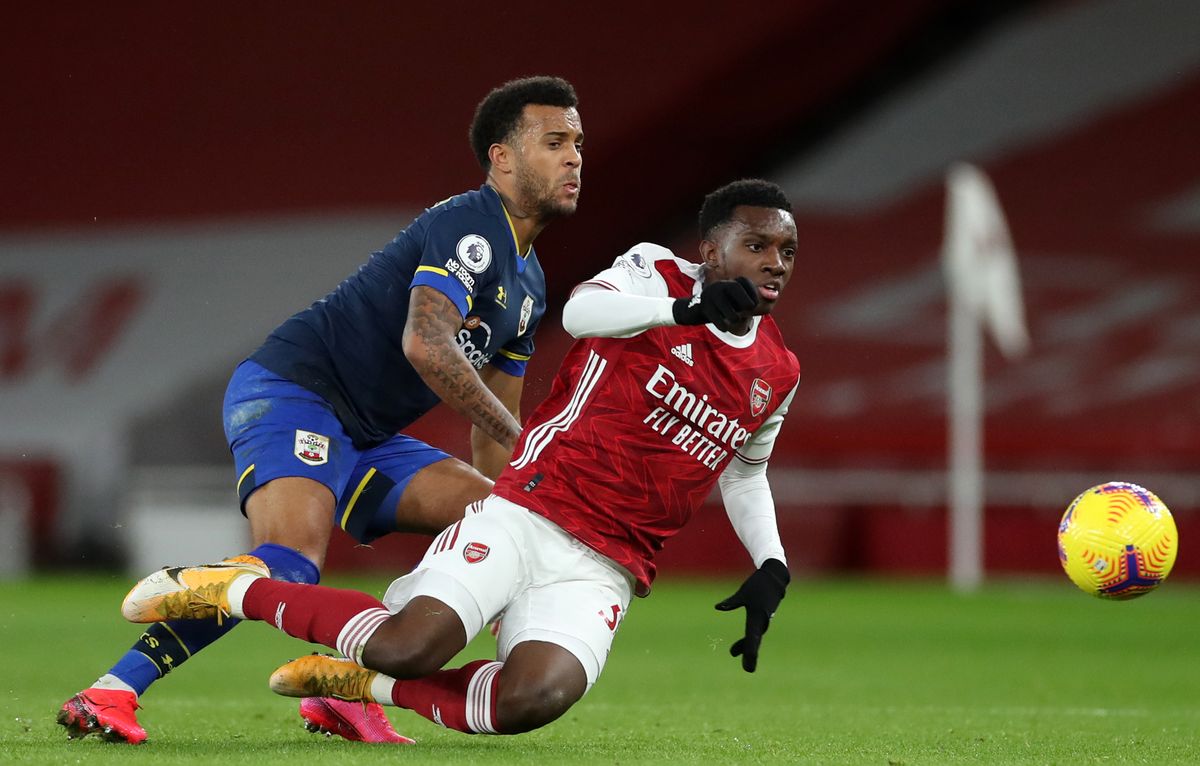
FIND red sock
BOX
[391,659,503,734]
[241,579,391,661]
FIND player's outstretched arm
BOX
[716,461,790,674]
[403,286,522,450]
[562,288,675,338]
[713,382,798,672]
[563,276,758,339]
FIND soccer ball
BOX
[1057,482,1178,599]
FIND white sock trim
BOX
[465,661,504,734]
[92,674,137,695]
[225,573,263,620]
[335,608,392,665]
[369,672,398,706]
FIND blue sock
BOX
[105,543,320,695]
[247,542,321,586]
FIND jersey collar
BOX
[706,315,761,347]
[484,184,532,260]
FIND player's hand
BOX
[672,277,758,331]
[714,558,789,673]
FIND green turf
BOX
[1,573,1196,764]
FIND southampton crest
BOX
[517,295,535,336]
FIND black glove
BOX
[672,277,758,331]
[714,558,789,673]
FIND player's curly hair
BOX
[469,76,578,171]
[698,179,793,239]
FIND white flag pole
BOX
[942,163,1029,592]
[946,251,984,592]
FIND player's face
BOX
[511,104,583,219]
[703,206,797,315]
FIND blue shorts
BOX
[222,360,451,543]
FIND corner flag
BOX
[942,162,1030,591]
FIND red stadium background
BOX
[3,1,1196,580]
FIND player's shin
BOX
[238,578,391,659]
[116,619,241,691]
[352,657,508,734]
[387,660,505,734]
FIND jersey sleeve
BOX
[570,242,674,299]
[716,381,799,568]
[410,207,505,318]
[562,243,680,339]
[730,381,799,472]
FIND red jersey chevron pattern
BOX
[493,259,800,596]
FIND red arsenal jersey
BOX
[492,244,800,595]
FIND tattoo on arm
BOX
[472,365,524,479]
[405,287,521,449]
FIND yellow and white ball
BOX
[1057,482,1177,600]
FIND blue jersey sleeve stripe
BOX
[496,348,531,361]
[415,265,450,277]
[411,272,471,318]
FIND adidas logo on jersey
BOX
[671,343,694,367]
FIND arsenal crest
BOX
[749,378,772,417]
[463,541,490,564]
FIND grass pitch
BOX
[1,573,1197,764]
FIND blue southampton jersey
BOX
[250,185,546,448]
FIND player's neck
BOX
[486,180,542,256]
[726,319,753,336]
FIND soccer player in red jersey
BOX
[123,179,799,738]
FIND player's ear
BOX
[489,143,512,175]
[698,239,721,270]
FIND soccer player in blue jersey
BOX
[58,75,584,745]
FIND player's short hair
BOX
[698,179,793,239]
[469,76,579,171]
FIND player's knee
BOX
[395,459,492,534]
[495,680,580,734]
[245,477,336,568]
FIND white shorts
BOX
[382,494,634,688]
